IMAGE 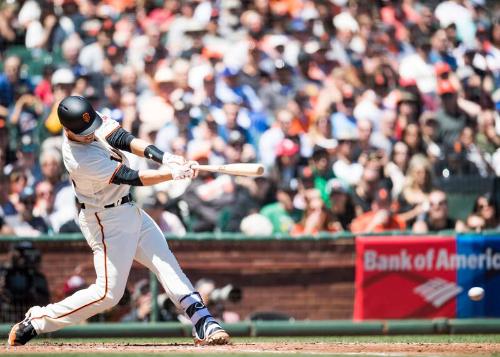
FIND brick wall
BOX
[0,239,355,320]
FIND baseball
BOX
[468,287,485,301]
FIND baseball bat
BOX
[193,163,265,177]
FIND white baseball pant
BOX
[29,202,194,333]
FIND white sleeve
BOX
[95,112,120,139]
[77,154,121,184]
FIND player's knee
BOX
[100,292,122,310]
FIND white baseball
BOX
[468,287,485,301]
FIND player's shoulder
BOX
[95,112,120,138]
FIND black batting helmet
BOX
[57,96,102,135]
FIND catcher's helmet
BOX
[57,96,102,135]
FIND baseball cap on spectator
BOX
[52,68,75,86]
[399,78,417,88]
[82,19,102,37]
[333,12,359,33]
[397,90,419,104]
[289,19,307,33]
[326,178,349,196]
[184,19,206,36]
[154,67,175,83]
[221,0,241,9]
[222,67,240,77]
[435,62,452,77]
[63,275,86,296]
[202,47,224,60]
[437,79,457,95]
[240,213,273,235]
[304,40,328,55]
[276,138,299,157]
[374,186,391,206]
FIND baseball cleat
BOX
[193,317,230,346]
[8,319,37,346]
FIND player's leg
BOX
[134,209,230,345]
[8,205,142,346]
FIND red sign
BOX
[354,235,457,320]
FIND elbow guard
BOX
[106,127,135,152]
[144,145,164,164]
[110,165,143,186]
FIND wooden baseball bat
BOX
[193,163,265,177]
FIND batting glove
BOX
[162,152,186,166]
[169,163,195,180]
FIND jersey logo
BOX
[82,112,91,123]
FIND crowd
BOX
[0,0,499,237]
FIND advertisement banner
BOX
[354,234,500,320]
[456,233,500,318]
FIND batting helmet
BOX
[57,96,102,135]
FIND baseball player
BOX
[8,96,230,346]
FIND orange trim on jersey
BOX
[31,213,108,322]
[108,163,123,184]
[105,125,120,140]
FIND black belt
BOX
[80,194,132,210]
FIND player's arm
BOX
[110,164,196,186]
[106,127,185,165]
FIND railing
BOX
[2,229,495,242]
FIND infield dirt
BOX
[3,341,500,356]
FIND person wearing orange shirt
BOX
[351,186,406,233]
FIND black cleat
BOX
[193,316,230,346]
[8,319,37,346]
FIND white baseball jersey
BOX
[28,113,203,335]
[61,115,130,210]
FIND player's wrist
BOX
[144,145,164,164]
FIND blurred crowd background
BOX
[0,0,499,238]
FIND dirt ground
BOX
[3,341,500,355]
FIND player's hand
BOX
[170,163,195,180]
[188,160,199,179]
[162,152,186,166]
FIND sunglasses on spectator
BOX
[430,200,447,207]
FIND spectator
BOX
[270,138,301,189]
[398,155,433,224]
[385,141,410,198]
[412,190,462,232]
[259,108,296,168]
[141,196,186,237]
[0,56,33,116]
[291,188,330,236]
[351,153,385,215]
[325,178,356,232]
[5,186,49,237]
[435,77,471,147]
[38,149,76,231]
[332,130,363,186]
[260,186,301,234]
[351,186,406,233]
[472,194,499,230]
[0,0,497,238]
[0,241,49,323]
